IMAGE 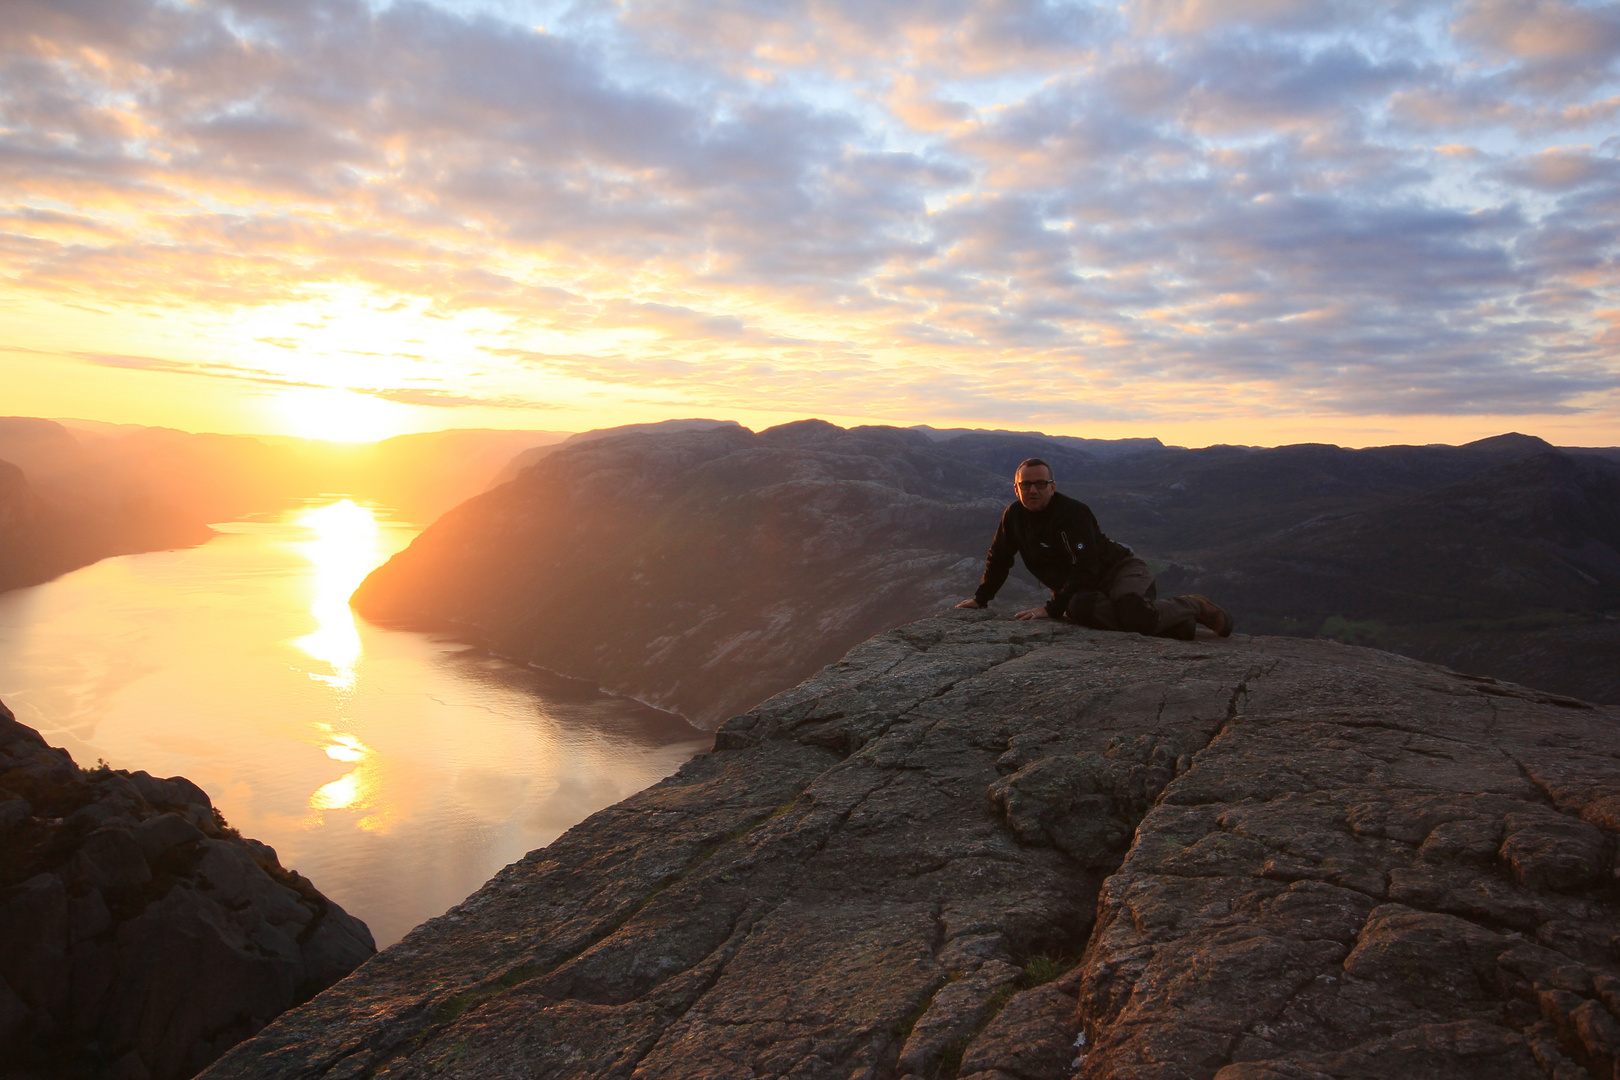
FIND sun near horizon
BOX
[2,0,1616,454]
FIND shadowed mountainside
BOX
[353,422,1620,718]
[202,613,1620,1080]
[0,701,374,1080]
[353,420,1048,728]
[13,418,327,527]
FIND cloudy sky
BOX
[3,0,1618,445]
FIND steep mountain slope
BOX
[0,459,65,592]
[353,421,1046,728]
[10,418,320,526]
[0,419,232,591]
[203,614,1620,1080]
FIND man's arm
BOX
[961,509,1017,607]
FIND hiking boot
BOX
[1163,618,1197,641]
[1189,595,1235,637]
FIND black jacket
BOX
[972,492,1134,616]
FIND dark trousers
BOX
[1060,556,1201,638]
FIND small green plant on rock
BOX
[1021,953,1074,987]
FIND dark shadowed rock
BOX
[202,614,1618,1080]
[0,699,375,1080]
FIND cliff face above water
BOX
[0,705,375,1080]
[206,614,1619,1080]
[352,421,1047,728]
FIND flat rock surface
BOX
[205,612,1620,1080]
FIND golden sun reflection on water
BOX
[307,722,389,831]
[310,771,364,811]
[292,500,383,689]
[324,733,367,762]
[292,504,395,831]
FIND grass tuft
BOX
[1021,953,1075,988]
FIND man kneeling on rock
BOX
[956,457,1234,639]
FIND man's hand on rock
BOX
[954,598,984,609]
[1014,606,1051,620]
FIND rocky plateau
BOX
[205,612,1619,1080]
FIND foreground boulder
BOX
[204,613,1618,1079]
[0,702,375,1080]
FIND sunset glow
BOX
[2,0,1617,446]
[276,389,414,445]
[292,500,385,686]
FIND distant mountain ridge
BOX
[345,427,571,521]
[6,413,1614,706]
[352,420,1620,722]
[1160,445,1620,703]
[909,424,1167,458]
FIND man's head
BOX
[1014,458,1056,511]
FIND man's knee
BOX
[1113,591,1157,634]
[1063,590,1109,627]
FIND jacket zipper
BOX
[1060,531,1076,564]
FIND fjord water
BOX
[0,500,708,947]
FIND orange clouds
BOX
[0,0,1615,445]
